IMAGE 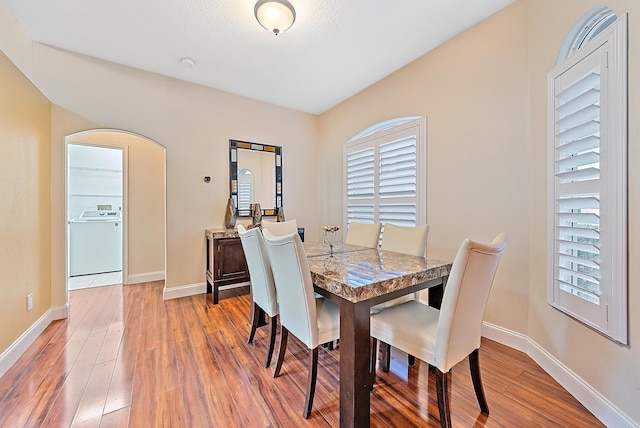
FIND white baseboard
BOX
[163,282,207,300]
[482,322,638,428]
[52,302,69,320]
[482,321,528,352]
[0,309,53,377]
[127,271,165,285]
[162,280,250,301]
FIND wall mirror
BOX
[229,139,282,217]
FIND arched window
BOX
[555,6,616,65]
[347,116,421,142]
[344,117,427,235]
[547,8,627,343]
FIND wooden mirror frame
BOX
[229,139,282,217]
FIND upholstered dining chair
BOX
[345,222,382,248]
[370,233,508,428]
[373,222,430,370]
[237,225,278,368]
[262,230,340,418]
[381,223,429,256]
[261,219,298,236]
[372,223,430,313]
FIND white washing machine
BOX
[69,210,123,276]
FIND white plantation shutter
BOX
[347,148,374,199]
[237,171,253,210]
[553,58,601,306]
[344,118,426,234]
[379,204,416,227]
[347,204,375,224]
[379,137,417,227]
[346,148,375,224]
[548,15,627,343]
[379,137,416,198]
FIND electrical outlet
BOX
[27,294,33,311]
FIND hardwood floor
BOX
[0,282,604,427]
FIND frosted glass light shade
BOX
[254,0,296,35]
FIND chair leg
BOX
[264,316,278,368]
[247,302,260,344]
[303,347,319,419]
[381,342,391,373]
[369,338,378,391]
[380,341,415,368]
[435,368,452,428]
[273,326,289,378]
[469,349,489,414]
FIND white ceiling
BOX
[4,0,516,114]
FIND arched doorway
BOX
[65,129,166,291]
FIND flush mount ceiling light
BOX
[254,0,296,36]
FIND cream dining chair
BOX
[237,225,278,368]
[261,219,298,236]
[373,223,430,313]
[262,230,340,418]
[374,222,430,370]
[370,233,508,428]
[381,223,429,256]
[345,222,382,248]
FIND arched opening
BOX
[65,129,166,293]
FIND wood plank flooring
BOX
[0,282,604,427]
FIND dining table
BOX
[303,242,452,428]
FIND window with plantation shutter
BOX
[344,117,426,238]
[547,14,627,344]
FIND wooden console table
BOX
[205,229,250,304]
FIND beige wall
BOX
[50,106,98,308]
[527,0,640,421]
[320,2,531,333]
[67,131,166,279]
[0,50,51,352]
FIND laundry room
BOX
[67,144,123,290]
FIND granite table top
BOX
[307,248,452,304]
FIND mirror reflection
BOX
[237,149,275,210]
[229,140,282,217]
